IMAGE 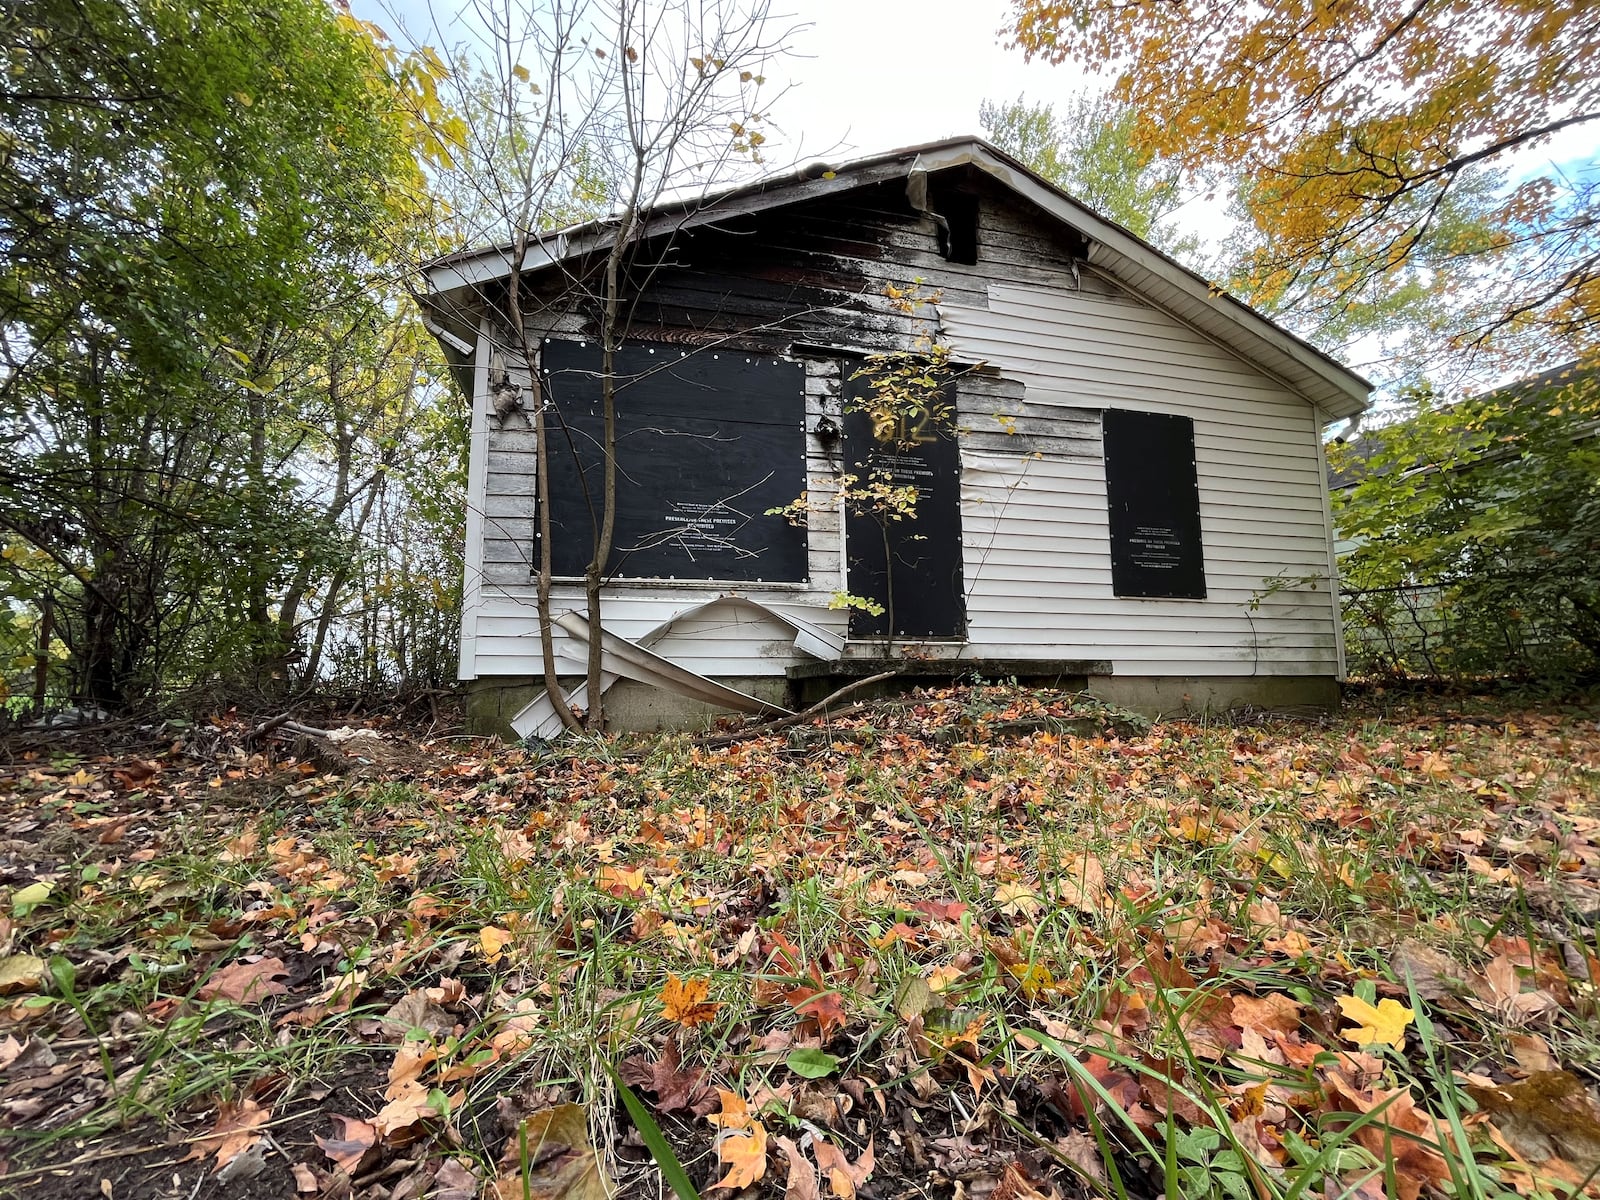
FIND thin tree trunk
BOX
[32,594,52,717]
[509,231,581,732]
[585,220,632,731]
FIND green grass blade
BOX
[609,1067,701,1200]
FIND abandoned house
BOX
[419,137,1372,738]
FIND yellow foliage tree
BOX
[1007,1,1600,372]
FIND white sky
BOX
[366,0,1095,161]
[372,0,1597,238]
[751,0,1087,160]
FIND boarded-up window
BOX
[1102,408,1207,599]
[539,339,807,582]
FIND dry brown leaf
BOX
[221,827,260,861]
[198,957,290,1005]
[372,1078,441,1136]
[1230,992,1302,1036]
[379,990,455,1040]
[992,1161,1051,1200]
[1053,1131,1107,1186]
[1324,1072,1450,1200]
[775,1135,820,1200]
[386,1040,438,1100]
[488,995,542,1056]
[0,953,45,994]
[492,1103,611,1200]
[433,1158,481,1200]
[289,1162,320,1194]
[1391,940,1472,1001]
[810,1137,874,1200]
[316,1114,379,1174]
[1056,853,1106,913]
[184,1098,271,1173]
[1509,1033,1558,1074]
[1475,955,1560,1024]
[1467,1071,1600,1173]
[426,977,467,1005]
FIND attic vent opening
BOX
[931,184,979,265]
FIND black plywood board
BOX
[539,339,808,582]
[842,372,966,639]
[1102,408,1207,599]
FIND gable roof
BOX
[421,136,1372,421]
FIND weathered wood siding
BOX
[461,170,1341,682]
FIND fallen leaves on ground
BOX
[197,956,291,1005]
[2,687,1599,1197]
[185,1098,272,1172]
[1336,994,1415,1048]
[660,972,721,1027]
[811,1136,874,1199]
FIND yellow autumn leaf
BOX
[994,881,1042,918]
[660,973,721,1027]
[1336,994,1414,1048]
[10,882,51,914]
[479,925,513,963]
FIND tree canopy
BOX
[1008,1,1600,375]
[1331,366,1600,680]
[0,0,453,709]
[979,94,1201,265]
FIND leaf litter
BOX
[0,686,1596,1200]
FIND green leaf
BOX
[11,882,51,916]
[785,1048,840,1079]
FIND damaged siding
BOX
[463,353,853,682]
[459,171,1341,686]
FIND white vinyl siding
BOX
[944,284,1337,677]
[459,192,1344,684]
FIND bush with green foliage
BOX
[1331,367,1600,682]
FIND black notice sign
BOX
[842,373,965,639]
[1102,408,1207,599]
[539,339,808,582]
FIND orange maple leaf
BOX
[661,973,721,1027]
[707,1087,753,1130]
[714,1123,768,1190]
[785,977,846,1038]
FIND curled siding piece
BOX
[511,597,834,739]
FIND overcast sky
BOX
[367,0,1094,160]
[741,0,1086,159]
